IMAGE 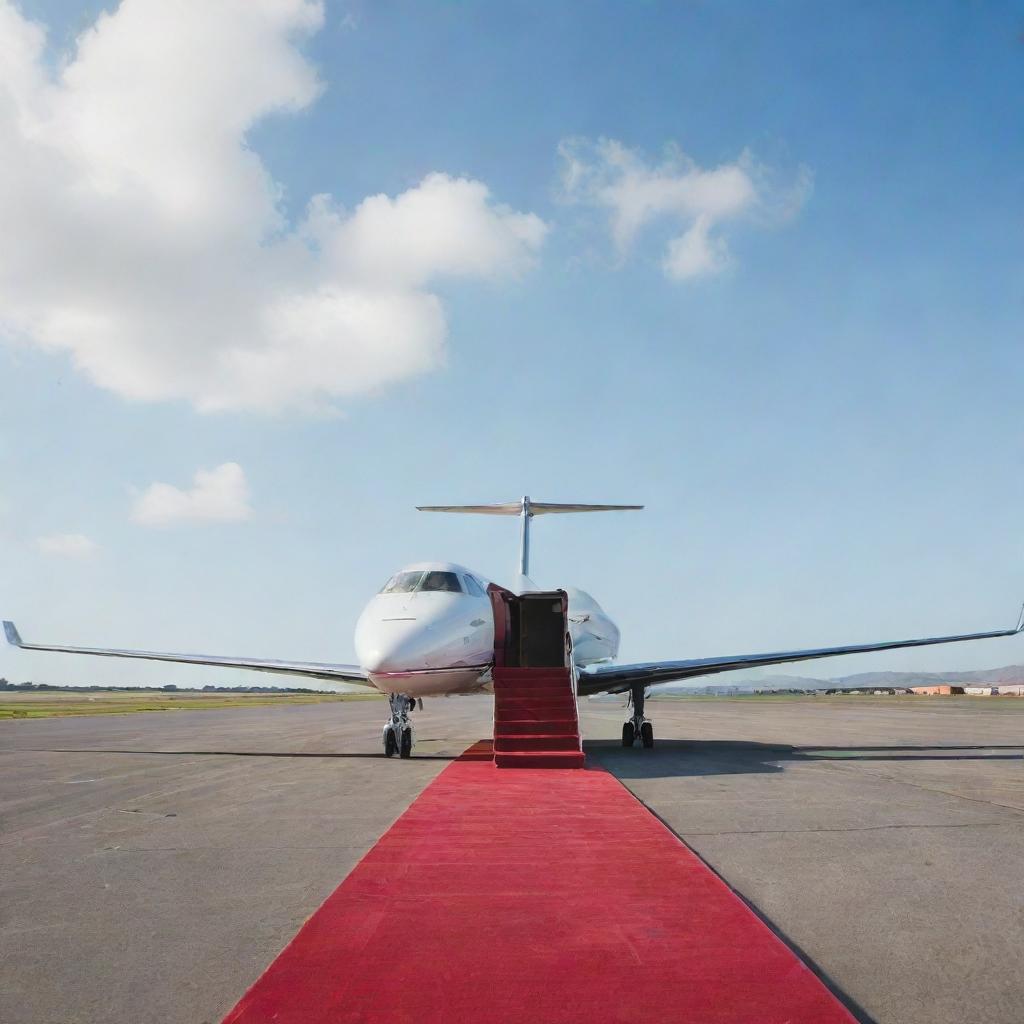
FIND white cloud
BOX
[0,1,546,414]
[558,137,810,280]
[132,462,252,526]
[36,533,99,557]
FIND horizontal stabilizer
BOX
[417,500,643,516]
[417,496,643,577]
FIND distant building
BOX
[823,687,910,696]
[909,685,964,696]
[964,686,999,696]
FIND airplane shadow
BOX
[34,742,1024,772]
[30,748,460,761]
[583,739,1024,780]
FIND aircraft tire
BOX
[622,722,635,747]
[384,730,397,758]
[399,728,413,759]
[640,721,654,748]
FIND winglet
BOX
[3,621,23,647]
[1016,603,1024,634]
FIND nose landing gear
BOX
[383,694,416,758]
[622,684,654,748]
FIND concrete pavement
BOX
[1,695,1022,1024]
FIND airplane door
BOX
[489,587,568,668]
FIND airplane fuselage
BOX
[353,561,619,696]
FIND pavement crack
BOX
[814,759,1024,816]
[681,820,1017,837]
[98,844,374,853]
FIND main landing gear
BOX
[383,694,416,758]
[622,684,654,749]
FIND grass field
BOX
[7,690,1023,721]
[0,690,384,719]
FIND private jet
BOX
[5,498,1023,758]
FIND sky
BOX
[1,0,1022,689]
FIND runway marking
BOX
[222,741,856,1024]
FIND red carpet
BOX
[493,667,585,768]
[222,744,855,1024]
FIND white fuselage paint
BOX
[353,561,619,696]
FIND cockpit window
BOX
[380,571,425,594]
[379,570,464,594]
[420,571,463,593]
[463,574,485,597]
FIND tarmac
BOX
[1,695,1022,1024]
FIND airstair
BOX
[493,666,584,768]
[489,587,584,769]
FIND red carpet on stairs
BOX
[492,667,585,768]
[222,743,856,1024]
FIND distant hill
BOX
[654,664,1024,693]
[747,664,1024,689]
[829,664,1024,687]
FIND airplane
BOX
[5,497,1024,759]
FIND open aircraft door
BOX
[488,586,569,669]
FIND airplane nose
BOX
[356,619,435,674]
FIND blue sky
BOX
[2,0,1022,688]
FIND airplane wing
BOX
[576,603,1024,697]
[3,621,372,686]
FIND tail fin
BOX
[417,496,643,577]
